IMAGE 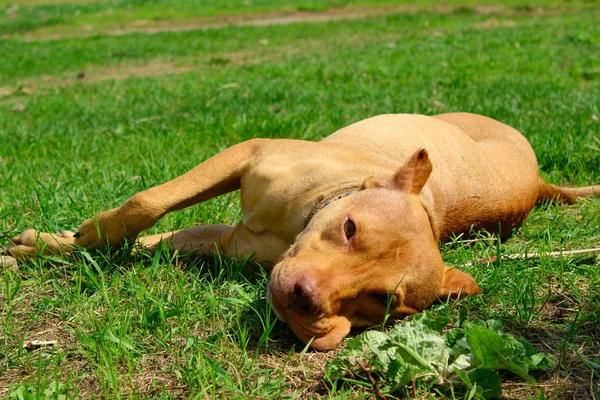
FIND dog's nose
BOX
[290,277,320,315]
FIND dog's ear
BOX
[361,176,389,189]
[393,149,432,195]
[361,149,432,193]
[438,266,480,299]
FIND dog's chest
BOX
[239,152,369,241]
[239,156,325,240]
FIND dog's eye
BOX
[373,294,394,306]
[374,293,397,307]
[343,219,356,239]
[374,294,389,305]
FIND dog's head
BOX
[267,149,480,351]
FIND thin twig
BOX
[120,385,188,397]
[459,247,600,267]
[23,340,58,350]
[536,274,554,313]
[590,368,597,400]
[357,360,386,400]
[551,285,578,306]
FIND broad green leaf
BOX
[447,332,471,358]
[324,330,390,382]
[518,337,557,371]
[455,369,483,399]
[359,330,395,364]
[469,368,502,399]
[463,319,503,334]
[465,326,535,383]
[387,358,414,391]
[325,314,556,397]
[409,311,452,332]
[448,353,472,371]
[528,353,558,371]
[455,368,501,400]
[387,317,449,373]
[445,328,465,349]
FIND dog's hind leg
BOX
[138,222,288,265]
[137,225,233,255]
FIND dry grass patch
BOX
[0,0,106,4]
[0,61,196,104]
[35,61,195,87]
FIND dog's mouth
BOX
[267,278,353,351]
[289,315,351,351]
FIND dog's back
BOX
[322,113,541,238]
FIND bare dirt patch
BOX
[71,61,195,83]
[12,3,561,42]
[0,86,13,97]
[474,18,518,29]
[0,61,195,99]
[4,0,106,4]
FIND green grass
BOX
[0,0,466,37]
[1,0,599,398]
[1,0,595,39]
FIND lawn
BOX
[0,0,599,398]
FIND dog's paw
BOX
[6,229,76,259]
[73,206,148,249]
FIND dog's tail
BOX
[537,178,600,204]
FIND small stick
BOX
[357,360,386,400]
[459,247,600,267]
[121,385,188,397]
[591,368,597,400]
[536,274,553,313]
[23,340,58,350]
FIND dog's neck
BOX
[302,185,441,242]
[305,189,356,227]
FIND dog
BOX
[5,113,598,351]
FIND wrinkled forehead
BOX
[307,189,414,228]
[349,189,415,217]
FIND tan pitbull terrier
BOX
[5,113,599,350]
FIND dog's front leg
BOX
[6,139,266,258]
